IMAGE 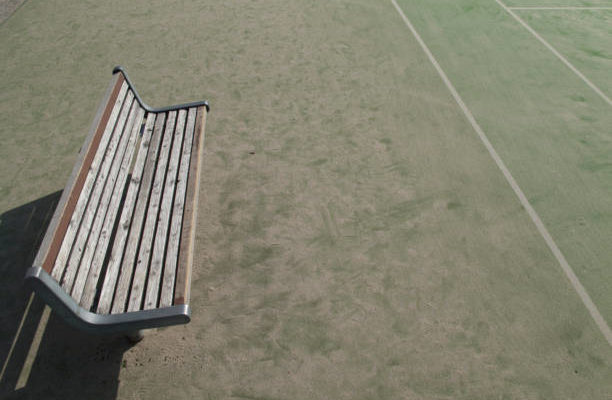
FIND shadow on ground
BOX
[0,192,133,400]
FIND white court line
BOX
[509,6,612,10]
[14,306,50,390]
[0,294,34,382]
[497,0,612,108]
[390,0,612,346]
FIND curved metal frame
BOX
[112,66,210,113]
[25,267,191,334]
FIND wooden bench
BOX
[25,67,209,338]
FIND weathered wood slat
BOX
[96,113,157,314]
[142,110,188,310]
[127,111,178,312]
[160,107,197,307]
[37,74,125,274]
[110,113,166,314]
[51,84,129,283]
[59,92,135,293]
[174,106,207,306]
[78,106,146,310]
[144,112,188,310]
[71,100,142,304]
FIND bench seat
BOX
[25,67,209,334]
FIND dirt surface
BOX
[1,0,612,399]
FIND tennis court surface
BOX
[1,0,611,398]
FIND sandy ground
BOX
[1,0,612,399]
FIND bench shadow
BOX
[0,192,132,400]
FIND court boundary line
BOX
[0,294,34,382]
[508,6,612,10]
[0,0,30,26]
[496,0,612,108]
[389,0,612,346]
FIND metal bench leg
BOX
[126,330,145,343]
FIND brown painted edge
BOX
[174,106,207,305]
[33,74,126,274]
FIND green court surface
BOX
[517,9,612,97]
[1,0,611,399]
[505,0,612,6]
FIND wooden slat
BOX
[96,113,157,314]
[127,111,178,312]
[59,92,135,292]
[70,100,141,304]
[36,74,125,274]
[142,110,188,310]
[78,106,146,310]
[110,113,166,314]
[174,107,207,305]
[160,108,197,307]
[51,83,129,282]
